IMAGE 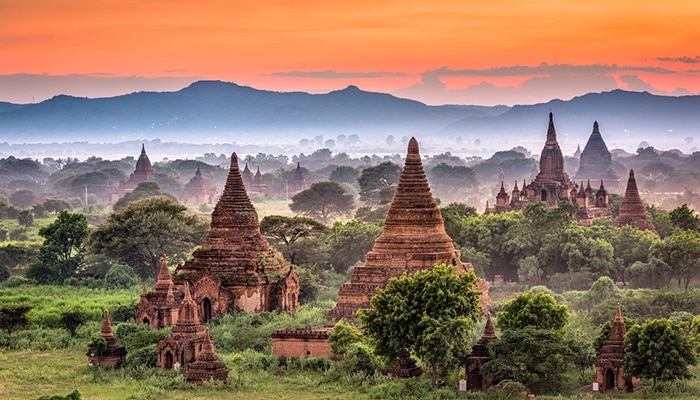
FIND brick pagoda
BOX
[157,283,208,369]
[595,305,634,392]
[614,170,657,234]
[181,163,219,205]
[287,162,310,197]
[465,314,497,390]
[87,309,127,368]
[184,327,229,385]
[573,121,620,188]
[327,137,475,320]
[135,255,183,328]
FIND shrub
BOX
[104,264,138,290]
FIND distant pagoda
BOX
[574,121,620,187]
[614,170,657,234]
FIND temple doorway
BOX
[541,190,547,201]
[605,369,615,391]
[203,298,212,322]
[165,352,174,369]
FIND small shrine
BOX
[181,164,219,204]
[595,305,635,392]
[614,170,657,233]
[184,327,229,385]
[465,314,497,390]
[134,255,182,329]
[87,310,127,368]
[156,283,207,369]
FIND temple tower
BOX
[574,121,619,187]
[87,309,127,367]
[135,255,182,329]
[185,328,229,385]
[114,144,155,199]
[595,305,633,392]
[174,152,299,317]
[241,163,254,189]
[465,314,497,390]
[327,138,468,320]
[287,162,309,197]
[614,170,657,234]
[157,283,208,370]
[181,163,218,204]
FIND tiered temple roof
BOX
[287,162,309,197]
[135,255,183,329]
[574,121,619,185]
[595,305,633,392]
[157,283,208,369]
[327,138,470,320]
[465,314,497,390]
[614,170,657,234]
[181,164,218,204]
[185,328,229,384]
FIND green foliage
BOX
[36,389,81,400]
[625,319,698,389]
[290,181,355,224]
[359,264,481,386]
[29,210,89,284]
[327,320,361,355]
[88,335,107,358]
[627,258,672,289]
[329,165,360,185]
[496,291,569,332]
[103,264,138,290]
[483,380,529,400]
[343,342,382,377]
[594,316,638,353]
[86,196,208,279]
[18,209,34,228]
[651,228,700,289]
[669,204,700,231]
[113,181,174,211]
[327,219,382,274]
[0,302,33,335]
[0,265,10,282]
[260,215,327,264]
[426,163,478,204]
[357,161,400,207]
[60,308,88,336]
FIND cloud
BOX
[618,75,657,92]
[657,56,700,64]
[265,70,407,79]
[422,63,674,77]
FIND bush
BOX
[483,380,529,400]
[36,389,82,400]
[1,275,37,288]
[104,264,138,289]
[0,265,10,282]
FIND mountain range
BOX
[0,80,698,152]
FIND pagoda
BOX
[157,283,208,369]
[327,137,474,320]
[241,163,254,189]
[595,305,635,392]
[181,163,218,204]
[574,121,620,187]
[614,170,657,233]
[173,153,299,319]
[287,162,309,197]
[87,309,127,368]
[184,327,229,385]
[135,255,183,328]
[465,314,497,390]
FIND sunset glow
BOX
[2,0,699,104]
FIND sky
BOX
[1,0,700,105]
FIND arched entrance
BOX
[605,369,615,391]
[142,318,150,326]
[541,190,547,201]
[165,351,174,369]
[203,298,212,322]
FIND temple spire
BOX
[546,112,557,143]
[154,254,173,291]
[614,170,657,233]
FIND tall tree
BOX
[259,215,327,264]
[651,229,700,289]
[87,197,208,279]
[27,210,89,283]
[289,181,354,224]
[359,264,481,387]
[669,204,700,231]
[0,303,33,335]
[496,291,569,332]
[357,161,400,207]
[113,181,174,211]
[624,319,697,389]
[327,219,382,274]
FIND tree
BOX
[9,189,35,208]
[624,319,698,389]
[43,198,72,215]
[426,163,478,203]
[357,161,400,207]
[60,308,88,337]
[27,210,89,283]
[87,197,208,279]
[290,181,354,224]
[17,209,34,228]
[113,181,174,211]
[327,219,382,274]
[359,264,481,387]
[496,291,569,332]
[329,166,360,185]
[0,302,32,335]
[651,229,700,289]
[259,215,327,264]
[328,321,362,355]
[669,204,700,231]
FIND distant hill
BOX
[0,81,698,152]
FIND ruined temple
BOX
[184,327,229,385]
[573,121,620,187]
[241,163,254,189]
[156,283,208,369]
[287,162,310,197]
[595,305,635,392]
[136,153,299,328]
[327,137,480,320]
[492,113,574,212]
[271,327,339,359]
[465,314,497,391]
[614,170,657,234]
[135,256,183,329]
[491,115,611,224]
[114,144,154,199]
[181,164,219,205]
[173,153,299,318]
[249,166,268,194]
[87,309,127,368]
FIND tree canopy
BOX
[289,181,354,224]
[86,196,208,279]
[359,264,481,386]
[496,291,569,332]
[259,215,327,264]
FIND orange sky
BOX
[1,0,699,105]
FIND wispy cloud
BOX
[425,63,674,77]
[657,56,700,64]
[265,70,407,79]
